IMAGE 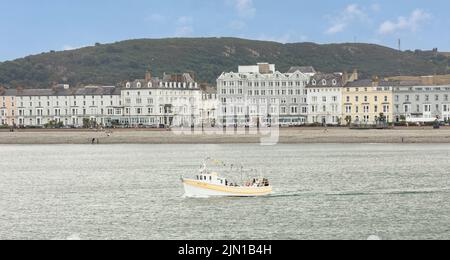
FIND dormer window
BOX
[137,82,141,88]
[312,80,316,86]
[322,80,327,86]
[148,82,152,88]
[332,79,337,86]
[126,83,131,88]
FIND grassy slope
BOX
[0,37,448,88]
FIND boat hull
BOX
[183,179,272,197]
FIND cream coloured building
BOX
[0,89,17,126]
[342,79,394,125]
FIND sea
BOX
[0,144,449,240]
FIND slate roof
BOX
[344,79,398,88]
[306,73,344,87]
[287,66,316,74]
[0,85,121,97]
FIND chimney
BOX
[258,63,270,74]
[421,76,434,86]
[16,86,25,95]
[351,69,359,81]
[343,71,349,84]
[145,70,152,81]
[372,76,380,87]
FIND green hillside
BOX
[0,37,448,88]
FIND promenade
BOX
[1,127,450,144]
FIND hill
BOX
[0,37,449,88]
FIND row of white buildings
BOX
[1,72,217,128]
[2,63,450,128]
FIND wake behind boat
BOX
[182,158,273,197]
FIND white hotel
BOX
[121,72,202,127]
[306,73,344,125]
[217,63,315,126]
[306,71,358,125]
[14,85,121,127]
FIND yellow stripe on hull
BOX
[183,179,272,197]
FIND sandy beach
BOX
[1,127,450,144]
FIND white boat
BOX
[182,159,273,197]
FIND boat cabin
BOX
[196,172,229,186]
[195,172,270,188]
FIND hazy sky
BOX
[1,0,449,61]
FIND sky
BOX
[0,0,449,61]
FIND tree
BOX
[345,116,352,126]
[378,113,387,123]
[44,120,63,129]
[83,118,91,128]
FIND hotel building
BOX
[122,72,202,127]
[0,89,17,126]
[393,80,450,123]
[200,85,219,127]
[4,85,121,127]
[306,73,345,125]
[217,63,314,126]
[342,78,394,125]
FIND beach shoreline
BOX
[1,127,450,145]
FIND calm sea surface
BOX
[0,144,449,240]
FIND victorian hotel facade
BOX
[216,63,315,126]
[0,72,203,128]
[392,77,450,123]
